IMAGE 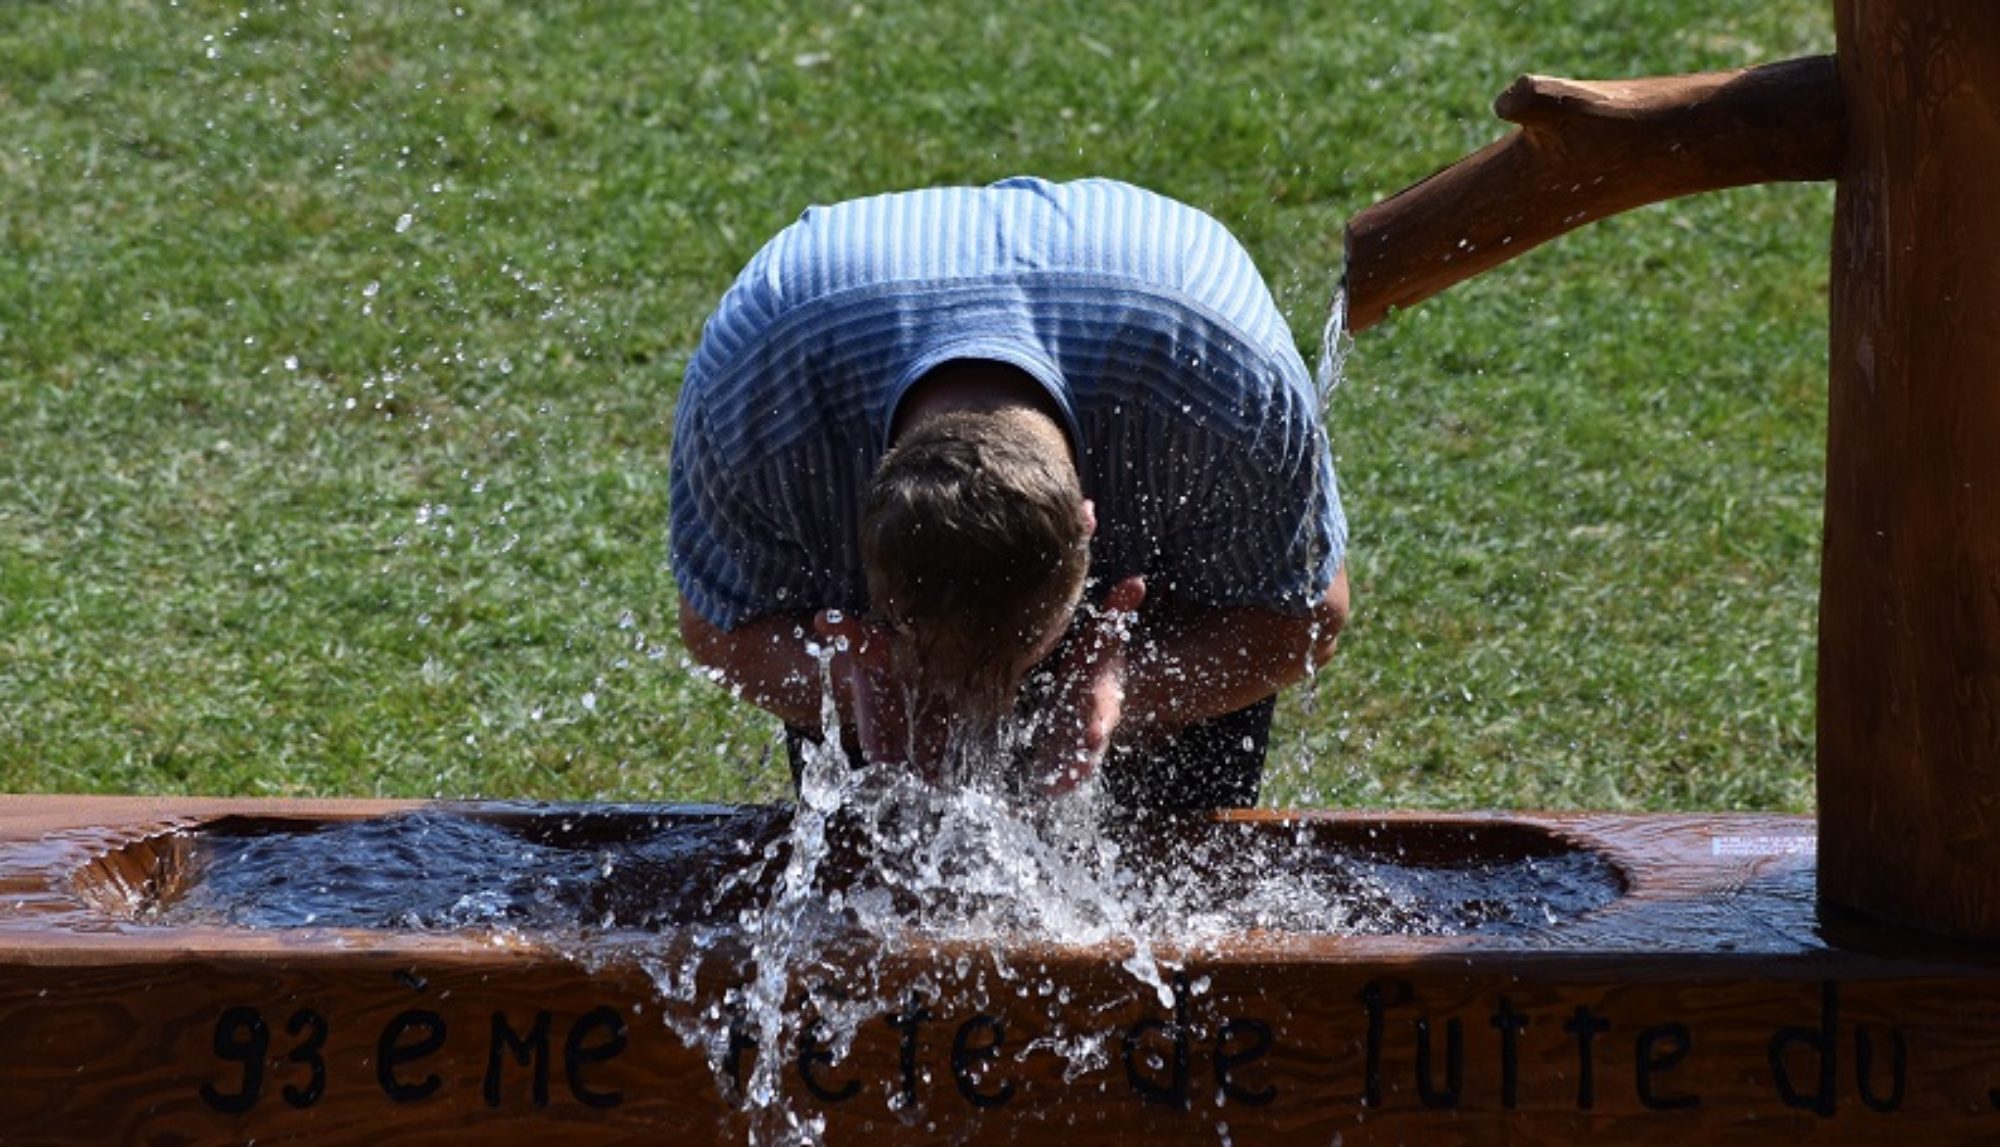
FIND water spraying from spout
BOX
[1315,282,1353,403]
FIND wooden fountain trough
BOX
[4,794,2000,1144]
[7,1,1998,1143]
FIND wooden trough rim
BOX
[6,793,1984,977]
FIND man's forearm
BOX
[1119,566,1350,741]
[677,600,830,729]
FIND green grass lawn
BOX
[0,0,1832,810]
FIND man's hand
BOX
[1028,575,1147,795]
[812,610,949,779]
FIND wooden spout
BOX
[1343,55,1845,332]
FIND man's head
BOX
[860,381,1090,716]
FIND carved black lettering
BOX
[200,1006,269,1114]
[886,994,933,1110]
[564,1006,627,1110]
[1491,998,1529,1110]
[485,1011,551,1109]
[952,1015,1016,1109]
[1213,1018,1276,1107]
[282,1008,328,1110]
[1123,976,1192,1109]
[1769,981,1838,1118]
[1854,1024,1907,1114]
[1359,979,1411,1109]
[1635,1023,1699,1111]
[1414,1016,1463,1109]
[1564,1005,1610,1111]
[377,1009,447,1103]
[797,1017,861,1104]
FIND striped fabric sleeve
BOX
[669,228,817,630]
[668,401,765,630]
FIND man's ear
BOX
[1078,498,1097,540]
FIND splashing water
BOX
[161,778,1619,1142]
[727,636,862,1120]
[155,586,1617,1142]
[683,653,1193,1140]
[1264,279,1357,806]
[1315,283,1354,403]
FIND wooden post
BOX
[1818,1,2000,941]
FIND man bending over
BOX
[671,177,1349,808]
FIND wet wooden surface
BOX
[5,797,2000,1143]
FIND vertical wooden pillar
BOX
[1820,1,2000,940]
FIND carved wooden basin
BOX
[4,795,1997,1143]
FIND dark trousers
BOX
[784,694,1274,810]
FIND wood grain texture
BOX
[6,953,2000,1143]
[1342,55,1844,332]
[1818,0,2000,941]
[4,799,2000,1142]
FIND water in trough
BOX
[152,760,1621,1137]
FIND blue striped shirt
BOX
[671,177,1345,630]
